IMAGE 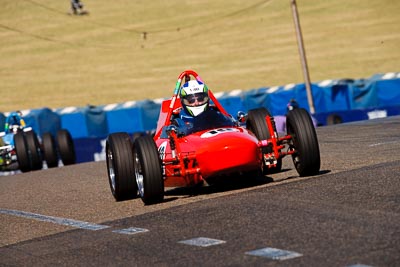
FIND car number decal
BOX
[158,141,168,160]
[200,128,239,138]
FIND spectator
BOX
[70,0,88,15]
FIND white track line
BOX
[112,227,149,235]
[0,209,110,231]
[178,237,226,247]
[245,247,302,261]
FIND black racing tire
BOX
[247,107,282,174]
[132,132,146,142]
[106,133,138,201]
[25,130,43,170]
[14,132,31,173]
[42,132,58,168]
[56,129,76,165]
[134,135,164,205]
[286,108,321,176]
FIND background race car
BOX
[106,70,321,205]
[0,112,76,173]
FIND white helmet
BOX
[180,80,209,116]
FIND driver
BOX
[170,79,235,137]
[179,79,210,120]
[5,111,25,134]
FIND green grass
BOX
[1,0,399,112]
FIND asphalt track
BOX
[1,116,400,266]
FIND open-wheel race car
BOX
[106,70,320,205]
[0,112,76,173]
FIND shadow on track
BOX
[164,173,274,198]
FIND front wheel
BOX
[134,135,164,205]
[106,133,138,201]
[14,132,31,172]
[286,108,320,176]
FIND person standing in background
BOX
[70,0,88,15]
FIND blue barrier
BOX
[22,108,61,137]
[105,100,160,134]
[59,108,88,138]
[106,107,142,133]
[74,137,106,163]
[57,106,109,138]
[0,113,5,132]
[216,91,247,116]
[85,106,109,137]
[314,105,400,125]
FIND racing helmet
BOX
[5,112,23,134]
[180,80,210,117]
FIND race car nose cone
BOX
[195,128,262,177]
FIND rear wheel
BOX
[247,108,282,174]
[286,108,320,176]
[106,133,138,201]
[56,129,76,165]
[134,135,164,205]
[25,131,43,170]
[14,132,31,172]
[42,133,58,168]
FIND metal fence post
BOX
[291,0,315,114]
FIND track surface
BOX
[1,117,400,266]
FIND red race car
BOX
[106,70,320,205]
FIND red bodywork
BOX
[153,70,292,187]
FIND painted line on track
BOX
[112,227,149,235]
[369,140,400,147]
[245,247,303,261]
[0,209,110,231]
[1,209,377,265]
[178,237,226,247]
[0,209,152,235]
